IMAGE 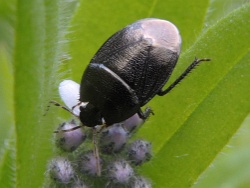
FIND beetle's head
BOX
[79,103,102,127]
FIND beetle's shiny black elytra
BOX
[79,18,209,127]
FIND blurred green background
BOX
[0,0,250,187]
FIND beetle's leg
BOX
[138,107,154,120]
[72,101,82,111]
[97,123,107,133]
[53,124,83,133]
[92,127,101,176]
[158,58,211,96]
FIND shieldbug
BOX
[50,18,210,129]
[77,18,209,127]
[48,18,209,178]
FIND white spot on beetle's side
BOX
[59,80,90,116]
[59,80,81,116]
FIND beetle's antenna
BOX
[92,127,101,176]
[97,122,107,134]
[44,100,78,117]
[45,100,83,133]
[71,101,82,111]
[158,58,211,96]
[44,101,54,116]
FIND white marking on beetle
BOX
[59,80,82,116]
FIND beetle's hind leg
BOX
[158,58,211,96]
[138,107,154,120]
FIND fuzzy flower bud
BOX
[78,150,102,176]
[106,159,134,184]
[127,140,152,165]
[48,157,74,184]
[130,176,152,188]
[99,124,129,154]
[123,113,144,133]
[55,119,86,152]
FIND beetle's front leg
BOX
[138,107,154,120]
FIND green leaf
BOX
[139,4,250,187]
[66,0,250,187]
[0,46,15,188]
[14,0,76,187]
[204,0,249,29]
[1,0,249,187]
[194,114,250,188]
[0,0,16,59]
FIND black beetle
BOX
[76,18,209,127]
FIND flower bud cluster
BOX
[47,113,152,187]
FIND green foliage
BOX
[0,0,249,187]
[194,114,250,188]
